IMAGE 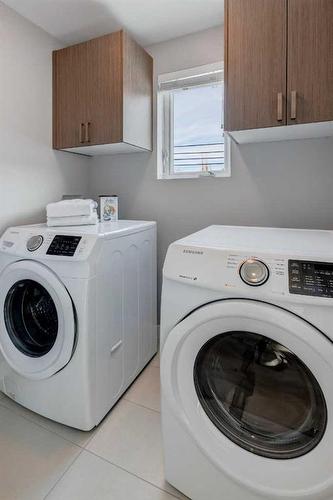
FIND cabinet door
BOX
[53,43,87,149]
[85,33,123,146]
[287,0,333,125]
[122,32,153,151]
[224,0,287,131]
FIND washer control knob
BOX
[240,259,269,286]
[27,235,44,252]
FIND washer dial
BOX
[27,235,44,252]
[240,259,269,286]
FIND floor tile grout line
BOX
[0,396,161,451]
[0,362,180,497]
[84,448,184,500]
[0,398,165,474]
[0,356,161,448]
[0,400,94,449]
[122,397,161,414]
[78,400,161,451]
[43,447,85,500]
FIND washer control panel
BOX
[289,260,333,298]
[46,235,82,257]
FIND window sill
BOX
[157,171,231,180]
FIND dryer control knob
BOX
[27,235,44,252]
[240,259,269,286]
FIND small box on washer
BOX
[99,195,118,222]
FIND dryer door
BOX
[0,260,76,380]
[161,299,333,499]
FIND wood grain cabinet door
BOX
[224,0,287,131]
[85,33,123,146]
[287,0,333,125]
[53,43,88,149]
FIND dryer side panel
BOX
[95,226,157,420]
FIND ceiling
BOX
[3,0,224,46]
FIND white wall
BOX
[88,25,333,299]
[2,5,333,305]
[0,2,89,232]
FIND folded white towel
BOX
[47,212,98,227]
[47,199,98,218]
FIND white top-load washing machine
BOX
[0,220,157,430]
[161,225,333,500]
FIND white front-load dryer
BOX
[0,220,157,430]
[160,225,333,500]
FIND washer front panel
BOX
[0,261,76,380]
[161,300,333,499]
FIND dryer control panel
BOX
[0,227,96,262]
[289,260,333,298]
[46,235,82,257]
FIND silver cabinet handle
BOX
[290,90,297,120]
[277,92,283,121]
[79,123,85,143]
[84,122,91,143]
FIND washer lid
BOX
[0,260,76,380]
[161,299,333,499]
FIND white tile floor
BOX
[0,354,188,500]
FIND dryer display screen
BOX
[289,260,333,298]
[46,235,81,256]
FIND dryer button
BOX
[27,235,44,252]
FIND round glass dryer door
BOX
[4,279,58,358]
[194,331,327,459]
[161,299,333,497]
[0,261,76,380]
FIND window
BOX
[157,63,230,180]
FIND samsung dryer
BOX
[0,220,157,430]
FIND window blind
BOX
[158,69,223,92]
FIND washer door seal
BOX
[0,261,76,380]
[4,279,59,358]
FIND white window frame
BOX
[157,62,231,180]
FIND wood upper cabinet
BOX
[52,42,88,148]
[225,0,333,134]
[85,33,123,147]
[53,31,153,155]
[287,0,333,125]
[224,0,287,131]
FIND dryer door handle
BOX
[110,340,123,355]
